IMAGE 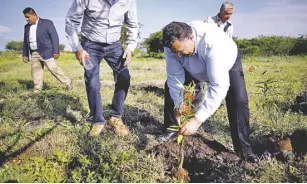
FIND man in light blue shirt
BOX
[157,21,258,163]
[65,0,138,137]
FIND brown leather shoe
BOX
[88,124,105,137]
[107,117,129,136]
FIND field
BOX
[0,52,307,182]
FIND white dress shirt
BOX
[204,14,233,38]
[29,18,39,50]
[165,21,238,123]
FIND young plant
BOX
[167,79,196,171]
[255,71,293,159]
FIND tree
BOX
[234,36,302,56]
[142,30,164,57]
[120,25,128,45]
[59,44,65,51]
[120,23,143,45]
[291,35,307,55]
[5,41,23,52]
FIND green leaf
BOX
[177,134,184,144]
[169,125,179,129]
[175,77,184,88]
[167,127,179,131]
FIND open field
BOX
[0,53,307,182]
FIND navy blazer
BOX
[22,18,60,60]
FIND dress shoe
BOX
[108,117,129,136]
[88,123,105,137]
[156,131,178,142]
[243,152,259,163]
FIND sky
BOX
[0,0,307,51]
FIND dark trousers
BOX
[163,53,252,154]
[81,39,130,125]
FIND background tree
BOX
[234,36,303,56]
[120,23,144,45]
[59,44,65,51]
[5,41,23,52]
[142,30,164,57]
[290,35,307,55]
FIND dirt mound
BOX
[291,92,307,115]
[150,134,257,182]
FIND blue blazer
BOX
[22,18,60,60]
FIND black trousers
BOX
[163,53,253,154]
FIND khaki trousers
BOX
[31,51,71,90]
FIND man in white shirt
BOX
[157,21,258,163]
[204,1,234,38]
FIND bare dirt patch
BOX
[149,134,259,182]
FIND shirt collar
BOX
[191,26,201,55]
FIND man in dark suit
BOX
[22,7,72,92]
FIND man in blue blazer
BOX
[22,7,72,92]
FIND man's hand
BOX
[123,48,132,66]
[22,56,28,63]
[75,49,89,67]
[53,54,60,60]
[180,116,202,136]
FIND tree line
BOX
[142,31,307,57]
[4,27,307,57]
[5,41,65,52]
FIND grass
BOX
[0,53,307,182]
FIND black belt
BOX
[31,49,38,52]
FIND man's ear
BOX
[189,34,194,41]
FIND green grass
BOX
[0,53,307,182]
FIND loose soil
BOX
[150,134,259,182]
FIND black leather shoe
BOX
[156,131,178,142]
[244,152,259,163]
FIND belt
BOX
[81,36,120,47]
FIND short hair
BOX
[220,1,234,12]
[23,7,37,15]
[162,21,192,48]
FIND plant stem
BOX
[179,138,184,169]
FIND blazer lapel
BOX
[36,18,42,49]
[25,24,30,45]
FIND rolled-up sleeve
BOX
[165,47,185,108]
[65,0,86,52]
[124,0,139,52]
[194,45,236,122]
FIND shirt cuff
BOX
[72,45,82,53]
